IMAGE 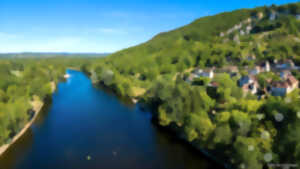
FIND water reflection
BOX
[0,127,34,169]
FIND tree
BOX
[185,113,216,142]
[233,136,264,169]
[213,124,233,145]
[230,110,252,136]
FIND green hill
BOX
[85,2,300,169]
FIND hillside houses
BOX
[256,12,264,20]
[249,61,270,75]
[185,59,299,97]
[275,59,296,70]
[220,66,239,77]
[238,75,259,94]
[269,10,278,20]
[247,55,256,61]
[249,66,261,75]
[271,75,299,96]
[193,68,214,78]
[186,68,215,82]
[280,70,292,79]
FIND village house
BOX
[196,68,214,79]
[246,25,252,34]
[257,12,264,19]
[233,34,240,44]
[240,30,245,36]
[208,81,219,88]
[275,59,295,70]
[287,75,299,90]
[186,74,196,83]
[269,10,277,21]
[261,61,271,72]
[248,61,270,75]
[280,70,292,79]
[249,66,261,75]
[247,55,256,61]
[222,66,239,72]
[271,75,299,96]
[243,82,259,94]
[239,76,253,86]
[238,75,259,94]
[221,66,239,77]
[227,28,234,34]
[234,23,242,30]
[244,18,252,24]
[186,68,215,82]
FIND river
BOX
[0,70,224,169]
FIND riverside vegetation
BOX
[0,58,93,148]
[82,2,300,169]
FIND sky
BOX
[0,0,299,53]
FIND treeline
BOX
[0,58,92,146]
[82,2,300,169]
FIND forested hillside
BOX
[84,2,300,169]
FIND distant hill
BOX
[101,2,300,75]
[0,52,110,58]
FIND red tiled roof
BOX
[210,81,219,87]
[272,81,289,88]
[287,75,298,85]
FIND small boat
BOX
[64,74,71,79]
[132,98,138,104]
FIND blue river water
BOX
[0,70,223,169]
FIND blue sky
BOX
[0,0,298,53]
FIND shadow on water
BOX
[0,98,55,168]
[94,81,225,169]
[94,84,136,108]
[0,129,33,169]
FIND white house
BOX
[240,30,245,36]
[246,25,252,34]
[269,11,277,21]
[200,69,214,79]
[261,61,271,72]
[193,68,214,79]
[220,32,225,37]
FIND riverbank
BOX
[0,97,44,157]
[90,79,229,169]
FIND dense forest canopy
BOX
[81,2,300,169]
